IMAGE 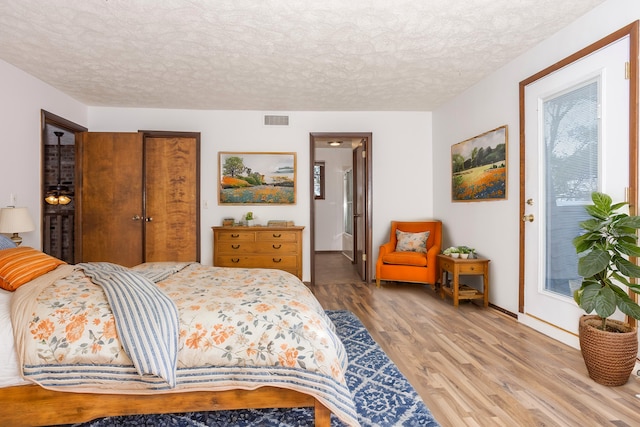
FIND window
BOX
[344,168,353,235]
[314,161,325,200]
[543,78,600,296]
[545,79,599,206]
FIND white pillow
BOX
[395,230,430,253]
[0,288,29,387]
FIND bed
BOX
[0,246,358,427]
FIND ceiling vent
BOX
[264,115,290,126]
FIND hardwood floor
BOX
[311,252,640,426]
[314,251,363,285]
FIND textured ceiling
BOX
[0,0,605,111]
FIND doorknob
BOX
[132,215,141,221]
[145,217,153,222]
[522,214,534,222]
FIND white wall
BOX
[0,55,432,281]
[314,147,352,251]
[432,0,639,313]
[0,59,87,248]
[88,108,433,280]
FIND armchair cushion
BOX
[382,251,427,267]
[395,230,429,253]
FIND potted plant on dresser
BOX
[572,192,640,386]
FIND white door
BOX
[521,36,630,348]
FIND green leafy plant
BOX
[245,212,253,221]
[572,192,640,330]
[458,246,475,254]
[442,246,460,255]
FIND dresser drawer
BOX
[216,242,299,254]
[214,255,298,269]
[216,231,255,242]
[256,230,298,242]
[457,264,484,274]
[439,258,455,272]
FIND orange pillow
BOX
[0,247,66,291]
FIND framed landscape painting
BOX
[218,152,296,204]
[451,125,508,202]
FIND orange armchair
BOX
[376,220,442,288]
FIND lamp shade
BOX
[0,207,35,233]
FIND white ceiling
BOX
[0,0,605,111]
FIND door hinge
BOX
[362,150,366,158]
[362,253,366,262]
[625,61,630,80]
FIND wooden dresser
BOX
[212,226,304,279]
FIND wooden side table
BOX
[436,254,490,308]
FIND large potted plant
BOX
[572,192,640,386]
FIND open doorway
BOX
[309,132,372,285]
[41,110,87,263]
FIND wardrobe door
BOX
[78,132,144,266]
[144,136,199,262]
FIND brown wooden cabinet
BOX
[212,226,304,279]
[78,132,200,266]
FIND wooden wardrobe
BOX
[76,131,200,266]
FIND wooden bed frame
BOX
[0,384,331,426]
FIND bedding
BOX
[6,261,358,426]
[0,288,29,387]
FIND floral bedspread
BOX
[11,263,358,426]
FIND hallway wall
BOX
[314,146,353,251]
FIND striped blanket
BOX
[77,262,179,388]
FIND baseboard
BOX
[489,303,517,319]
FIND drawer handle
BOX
[272,258,282,263]
[272,233,282,238]
[231,258,240,263]
[272,244,282,249]
[232,244,240,249]
[231,234,240,238]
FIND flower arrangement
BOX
[458,246,475,254]
[445,247,460,258]
[443,246,475,258]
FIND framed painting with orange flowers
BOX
[218,152,296,204]
[451,125,507,202]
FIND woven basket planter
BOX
[578,315,638,386]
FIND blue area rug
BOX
[71,310,440,427]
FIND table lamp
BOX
[0,207,35,246]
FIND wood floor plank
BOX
[311,253,640,427]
